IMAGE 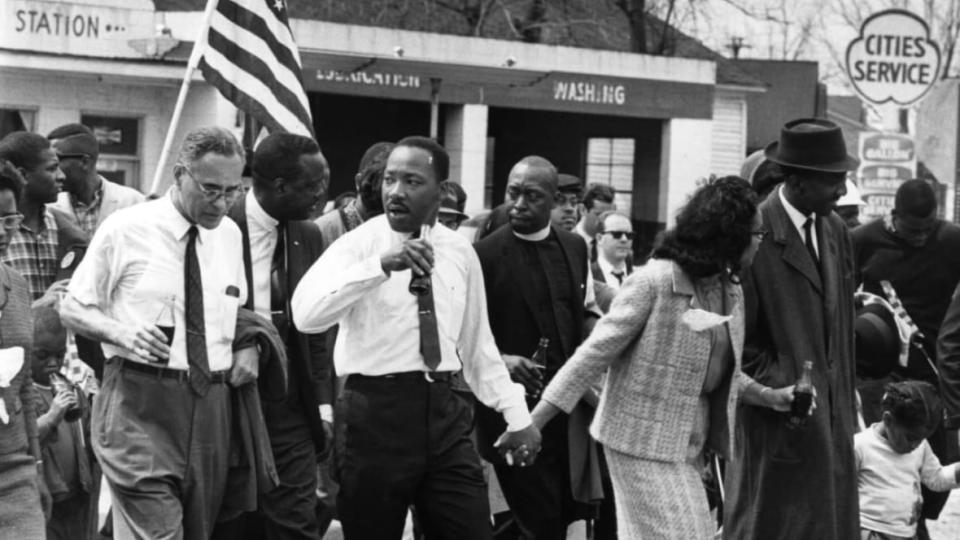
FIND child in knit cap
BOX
[856,381,960,539]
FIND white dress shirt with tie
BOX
[291,214,532,431]
[68,192,247,371]
[779,184,819,258]
[245,191,279,321]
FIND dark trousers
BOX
[93,358,231,540]
[492,415,579,540]
[215,396,320,540]
[335,374,491,540]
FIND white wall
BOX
[0,66,232,194]
[659,118,714,226]
[711,88,748,177]
[444,104,488,215]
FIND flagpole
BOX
[148,0,221,196]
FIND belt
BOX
[110,356,230,384]
[347,371,454,384]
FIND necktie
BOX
[803,217,819,265]
[271,225,290,338]
[611,270,624,285]
[409,231,442,371]
[185,226,211,396]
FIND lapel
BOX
[765,191,823,295]
[284,221,306,290]
[500,228,547,337]
[0,265,10,312]
[726,284,744,365]
[554,226,586,304]
[670,261,701,310]
[227,201,256,311]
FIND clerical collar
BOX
[513,225,551,242]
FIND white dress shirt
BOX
[68,192,247,371]
[291,215,531,431]
[245,191,279,320]
[597,256,628,290]
[779,185,819,257]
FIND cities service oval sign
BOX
[845,9,941,107]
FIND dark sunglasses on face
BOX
[56,153,89,161]
[605,231,634,240]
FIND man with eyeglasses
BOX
[47,124,144,237]
[0,131,87,300]
[852,178,960,535]
[216,131,332,540]
[593,211,634,291]
[475,156,607,539]
[60,127,257,539]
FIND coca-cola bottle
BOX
[50,373,82,423]
[528,338,549,398]
[788,361,814,429]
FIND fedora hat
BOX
[764,118,860,173]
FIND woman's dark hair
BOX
[652,175,758,280]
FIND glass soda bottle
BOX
[788,361,814,429]
[528,338,549,398]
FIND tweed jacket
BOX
[542,258,746,461]
[0,265,40,460]
[52,176,145,231]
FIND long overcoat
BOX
[723,190,859,540]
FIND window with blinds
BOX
[586,138,634,214]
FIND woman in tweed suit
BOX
[526,177,802,539]
[0,160,48,538]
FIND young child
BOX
[856,380,960,540]
[31,304,97,540]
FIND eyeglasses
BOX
[180,165,244,202]
[605,231,634,240]
[751,229,769,240]
[1,213,24,230]
[56,153,89,162]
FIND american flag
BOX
[198,0,314,137]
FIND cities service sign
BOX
[845,9,941,106]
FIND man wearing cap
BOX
[47,124,145,236]
[834,180,866,228]
[438,181,469,231]
[0,131,87,299]
[550,173,583,232]
[853,179,960,532]
[724,118,860,540]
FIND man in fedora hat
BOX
[724,118,860,540]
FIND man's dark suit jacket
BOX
[474,224,603,506]
[228,202,331,452]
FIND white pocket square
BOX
[681,309,731,332]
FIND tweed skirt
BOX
[0,453,45,539]
[603,397,715,540]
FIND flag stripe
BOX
[200,51,313,137]
[200,0,314,138]
[209,11,309,113]
[215,0,302,78]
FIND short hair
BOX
[251,132,322,189]
[441,181,467,212]
[356,142,394,215]
[47,123,99,158]
[0,131,51,171]
[0,158,24,201]
[176,127,243,166]
[395,136,449,183]
[882,381,942,431]
[583,183,616,210]
[596,210,631,235]
[894,179,937,218]
[652,175,759,280]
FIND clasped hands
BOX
[494,424,542,467]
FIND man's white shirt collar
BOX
[778,184,819,255]
[246,190,279,231]
[513,224,551,242]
